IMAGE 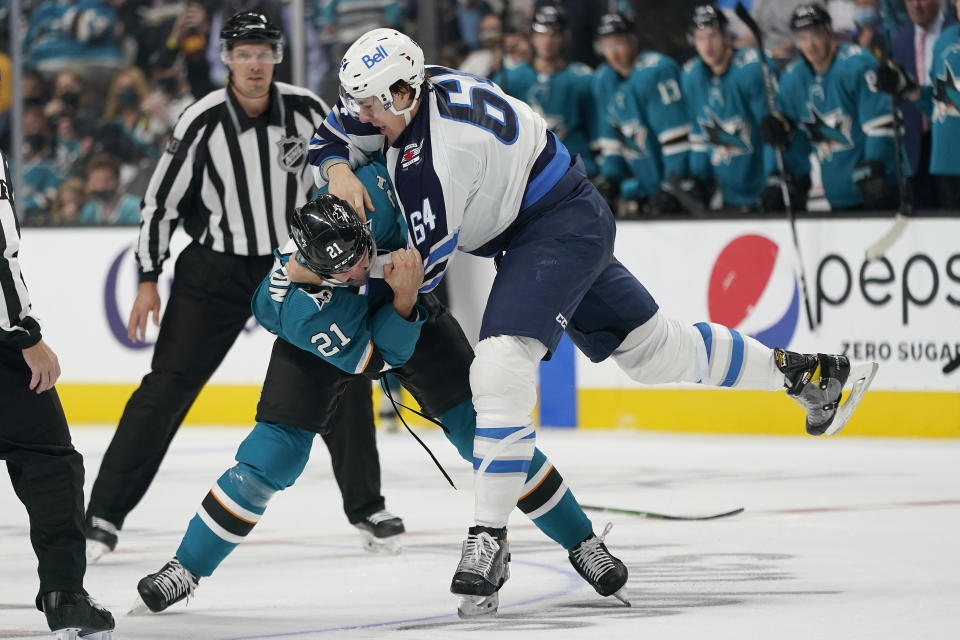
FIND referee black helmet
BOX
[290,195,375,278]
[220,12,284,62]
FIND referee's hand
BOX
[128,282,162,343]
[327,163,373,220]
[22,339,61,393]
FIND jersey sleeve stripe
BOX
[521,132,570,210]
[354,339,375,375]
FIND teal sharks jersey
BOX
[928,25,960,176]
[593,52,692,201]
[682,48,776,207]
[251,161,426,376]
[776,43,898,208]
[494,61,599,174]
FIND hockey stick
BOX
[735,2,816,332]
[581,504,744,521]
[944,352,960,375]
[864,0,912,261]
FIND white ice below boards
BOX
[1,426,957,639]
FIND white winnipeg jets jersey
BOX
[309,66,570,290]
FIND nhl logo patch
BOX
[400,140,424,169]
[277,136,307,173]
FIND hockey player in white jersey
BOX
[309,28,879,617]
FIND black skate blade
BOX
[611,587,631,607]
[825,362,878,436]
[457,592,499,618]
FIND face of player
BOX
[599,34,638,76]
[330,249,371,285]
[227,43,275,99]
[531,29,565,61]
[693,26,731,70]
[905,0,942,29]
[795,26,835,71]
[353,91,414,144]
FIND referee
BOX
[0,150,115,636]
[85,12,403,561]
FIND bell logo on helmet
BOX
[362,45,389,69]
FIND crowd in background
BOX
[0,0,955,226]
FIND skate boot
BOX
[41,591,114,640]
[775,349,878,436]
[379,407,400,433]
[128,557,199,615]
[450,526,510,618]
[354,509,405,554]
[84,516,118,564]
[568,522,630,606]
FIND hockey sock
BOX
[438,400,592,548]
[692,322,783,389]
[176,463,273,577]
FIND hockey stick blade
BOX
[825,362,879,436]
[581,505,744,521]
[865,214,908,261]
[942,353,960,375]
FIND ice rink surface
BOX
[2,426,958,639]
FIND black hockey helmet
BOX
[220,12,284,62]
[532,5,567,33]
[691,5,729,33]
[290,194,375,279]
[597,12,635,38]
[790,4,832,32]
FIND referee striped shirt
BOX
[137,82,329,280]
[0,150,43,349]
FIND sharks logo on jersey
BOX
[933,60,960,122]
[697,108,752,165]
[802,105,853,161]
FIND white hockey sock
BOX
[612,313,783,390]
[471,335,545,528]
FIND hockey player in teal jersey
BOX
[683,5,778,211]
[130,162,627,615]
[492,5,599,174]
[592,12,704,214]
[877,0,960,208]
[760,4,900,210]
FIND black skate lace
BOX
[456,532,500,577]
[572,523,617,582]
[367,510,397,525]
[154,560,197,604]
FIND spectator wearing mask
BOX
[460,12,504,78]
[79,153,140,225]
[20,105,63,225]
[849,0,888,60]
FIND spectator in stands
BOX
[20,105,63,226]
[79,153,140,225]
[848,0,889,59]
[891,0,953,208]
[92,67,161,185]
[141,56,196,147]
[51,177,86,226]
[457,0,492,52]
[743,0,810,65]
[23,0,123,77]
[460,11,503,77]
[44,70,97,138]
[160,1,217,98]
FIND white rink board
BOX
[15,218,960,390]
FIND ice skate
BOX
[128,557,199,615]
[775,349,879,436]
[353,509,405,554]
[379,408,400,434]
[568,522,630,606]
[42,591,115,640]
[450,526,510,618]
[84,516,118,564]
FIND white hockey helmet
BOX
[339,28,425,121]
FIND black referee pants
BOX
[0,342,86,605]
[87,243,384,529]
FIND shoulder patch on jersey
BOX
[636,52,662,71]
[568,62,593,76]
[166,137,181,155]
[736,48,761,66]
[683,58,697,73]
[305,287,334,311]
[400,139,424,169]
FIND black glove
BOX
[759,112,795,148]
[853,161,899,209]
[761,172,811,212]
[867,59,918,98]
